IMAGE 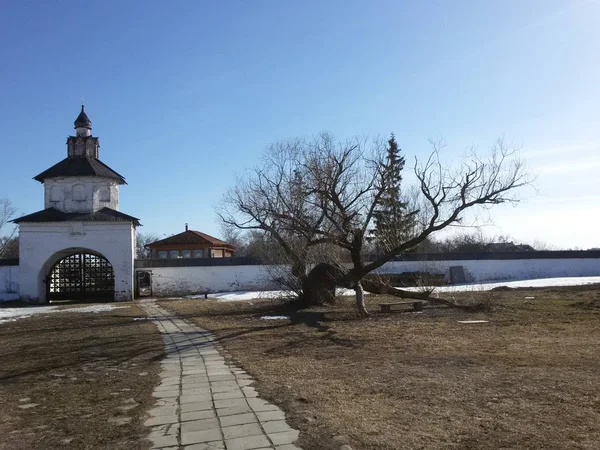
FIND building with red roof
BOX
[146,224,235,259]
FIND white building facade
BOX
[14,107,139,303]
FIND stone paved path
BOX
[140,300,302,450]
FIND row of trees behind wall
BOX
[0,224,583,262]
[222,230,554,260]
[0,204,558,262]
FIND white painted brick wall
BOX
[138,258,600,297]
[377,258,600,282]
[145,265,285,296]
[44,176,119,212]
[4,255,599,300]
[0,265,19,301]
[18,222,135,303]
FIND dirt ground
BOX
[159,285,600,450]
[0,302,163,450]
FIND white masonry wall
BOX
[137,257,600,297]
[377,258,600,282]
[0,265,19,301]
[144,265,285,297]
[5,254,599,300]
[44,176,120,212]
[18,221,135,303]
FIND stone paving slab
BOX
[140,299,303,450]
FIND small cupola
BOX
[74,105,92,137]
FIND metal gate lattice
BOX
[48,253,115,301]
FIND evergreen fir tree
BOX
[371,133,415,252]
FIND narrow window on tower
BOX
[50,185,61,202]
[99,186,110,202]
[72,184,85,201]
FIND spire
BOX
[74,105,92,137]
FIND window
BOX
[99,187,110,202]
[193,249,203,258]
[158,251,168,259]
[72,184,85,201]
[75,141,85,156]
[182,250,191,258]
[50,185,61,202]
[170,250,180,259]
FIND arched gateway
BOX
[13,107,140,303]
[47,251,114,302]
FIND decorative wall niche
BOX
[99,186,110,202]
[50,185,61,202]
[75,141,85,156]
[72,184,86,201]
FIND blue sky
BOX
[0,1,598,249]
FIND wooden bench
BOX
[379,301,424,313]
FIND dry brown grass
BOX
[0,302,164,450]
[159,285,600,450]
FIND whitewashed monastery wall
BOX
[2,255,599,301]
[147,265,284,297]
[377,258,600,282]
[0,265,19,301]
[138,256,600,297]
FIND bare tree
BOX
[530,239,559,251]
[136,231,160,259]
[220,134,530,315]
[218,136,354,305]
[0,199,17,259]
[0,237,18,259]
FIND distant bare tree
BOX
[136,231,160,259]
[219,223,246,255]
[530,239,559,251]
[222,229,279,260]
[220,134,531,315]
[0,237,18,259]
[0,199,17,259]
[428,230,499,252]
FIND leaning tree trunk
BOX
[362,278,469,309]
[300,263,339,307]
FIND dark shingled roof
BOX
[147,230,235,249]
[74,105,92,129]
[33,157,127,184]
[12,207,140,226]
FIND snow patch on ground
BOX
[260,316,291,320]
[0,306,59,324]
[0,304,129,325]
[63,305,129,314]
[188,287,362,302]
[185,276,600,303]
[403,276,600,293]
[201,290,289,301]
